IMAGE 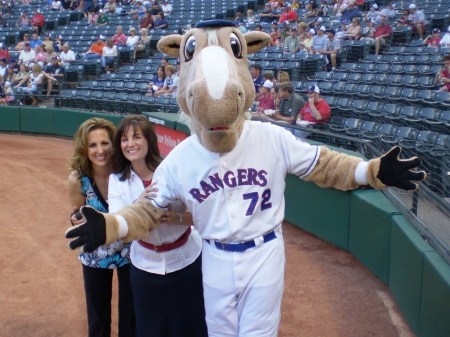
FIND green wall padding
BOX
[419,251,450,337]
[389,215,434,335]
[284,175,351,250]
[349,189,401,283]
[78,111,124,126]
[20,107,54,134]
[0,107,21,132]
[53,109,80,137]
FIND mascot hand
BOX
[376,146,426,191]
[65,206,108,252]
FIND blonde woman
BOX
[345,17,362,40]
[14,63,57,105]
[134,28,150,60]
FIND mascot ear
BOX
[244,31,271,55]
[157,35,183,58]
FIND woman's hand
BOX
[70,209,84,226]
[137,181,159,201]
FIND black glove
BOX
[377,146,426,191]
[65,206,107,252]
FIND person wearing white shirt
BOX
[440,26,450,47]
[126,27,140,48]
[59,43,76,65]
[101,39,117,73]
[18,42,36,66]
[161,0,173,17]
[50,0,63,11]
[108,115,207,337]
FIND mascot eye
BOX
[184,35,196,61]
[230,33,242,59]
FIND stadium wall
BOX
[1,107,449,337]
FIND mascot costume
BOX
[66,20,426,337]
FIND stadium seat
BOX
[347,120,380,137]
[354,84,371,99]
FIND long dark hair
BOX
[113,115,162,181]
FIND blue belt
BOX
[207,230,277,252]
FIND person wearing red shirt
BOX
[423,28,441,48]
[279,4,298,24]
[31,9,45,34]
[436,54,450,91]
[257,80,275,113]
[0,43,10,60]
[298,85,330,124]
[373,15,392,55]
[111,25,127,45]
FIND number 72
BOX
[242,189,272,216]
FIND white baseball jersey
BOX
[152,120,320,242]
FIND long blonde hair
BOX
[69,118,116,178]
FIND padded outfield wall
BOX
[1,107,449,337]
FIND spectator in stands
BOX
[0,11,7,27]
[149,2,162,21]
[359,18,376,40]
[50,0,64,11]
[291,0,300,10]
[54,34,64,52]
[45,56,64,96]
[30,32,43,49]
[19,41,36,67]
[344,17,362,40]
[44,45,58,65]
[103,0,116,14]
[87,8,99,25]
[276,70,290,85]
[298,84,330,123]
[14,63,57,105]
[34,45,46,66]
[423,28,441,48]
[0,43,9,60]
[440,26,450,47]
[333,0,347,16]
[16,12,30,28]
[279,3,298,24]
[379,3,396,20]
[371,15,392,55]
[14,64,29,86]
[283,27,301,53]
[335,22,347,40]
[435,55,450,91]
[340,1,361,24]
[42,34,53,51]
[9,58,20,73]
[407,4,426,40]
[234,11,245,26]
[294,84,330,138]
[0,57,7,78]
[101,39,117,73]
[96,9,109,26]
[246,9,257,24]
[0,80,15,105]
[259,3,278,24]
[269,0,284,10]
[297,21,308,39]
[154,64,178,97]
[271,21,282,40]
[272,83,305,124]
[269,31,281,47]
[60,43,76,65]
[305,1,319,18]
[83,35,105,60]
[161,0,173,17]
[300,28,315,52]
[321,29,341,70]
[160,57,169,67]
[250,64,264,98]
[310,26,328,53]
[31,8,45,34]
[254,24,263,31]
[4,64,16,84]
[257,79,275,113]
[130,0,147,20]
[309,16,323,32]
[69,0,82,10]
[153,11,168,29]
[146,65,166,96]
[134,28,150,60]
[85,0,101,19]
[139,10,154,30]
[111,25,127,45]
[365,3,379,23]
[126,27,140,49]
